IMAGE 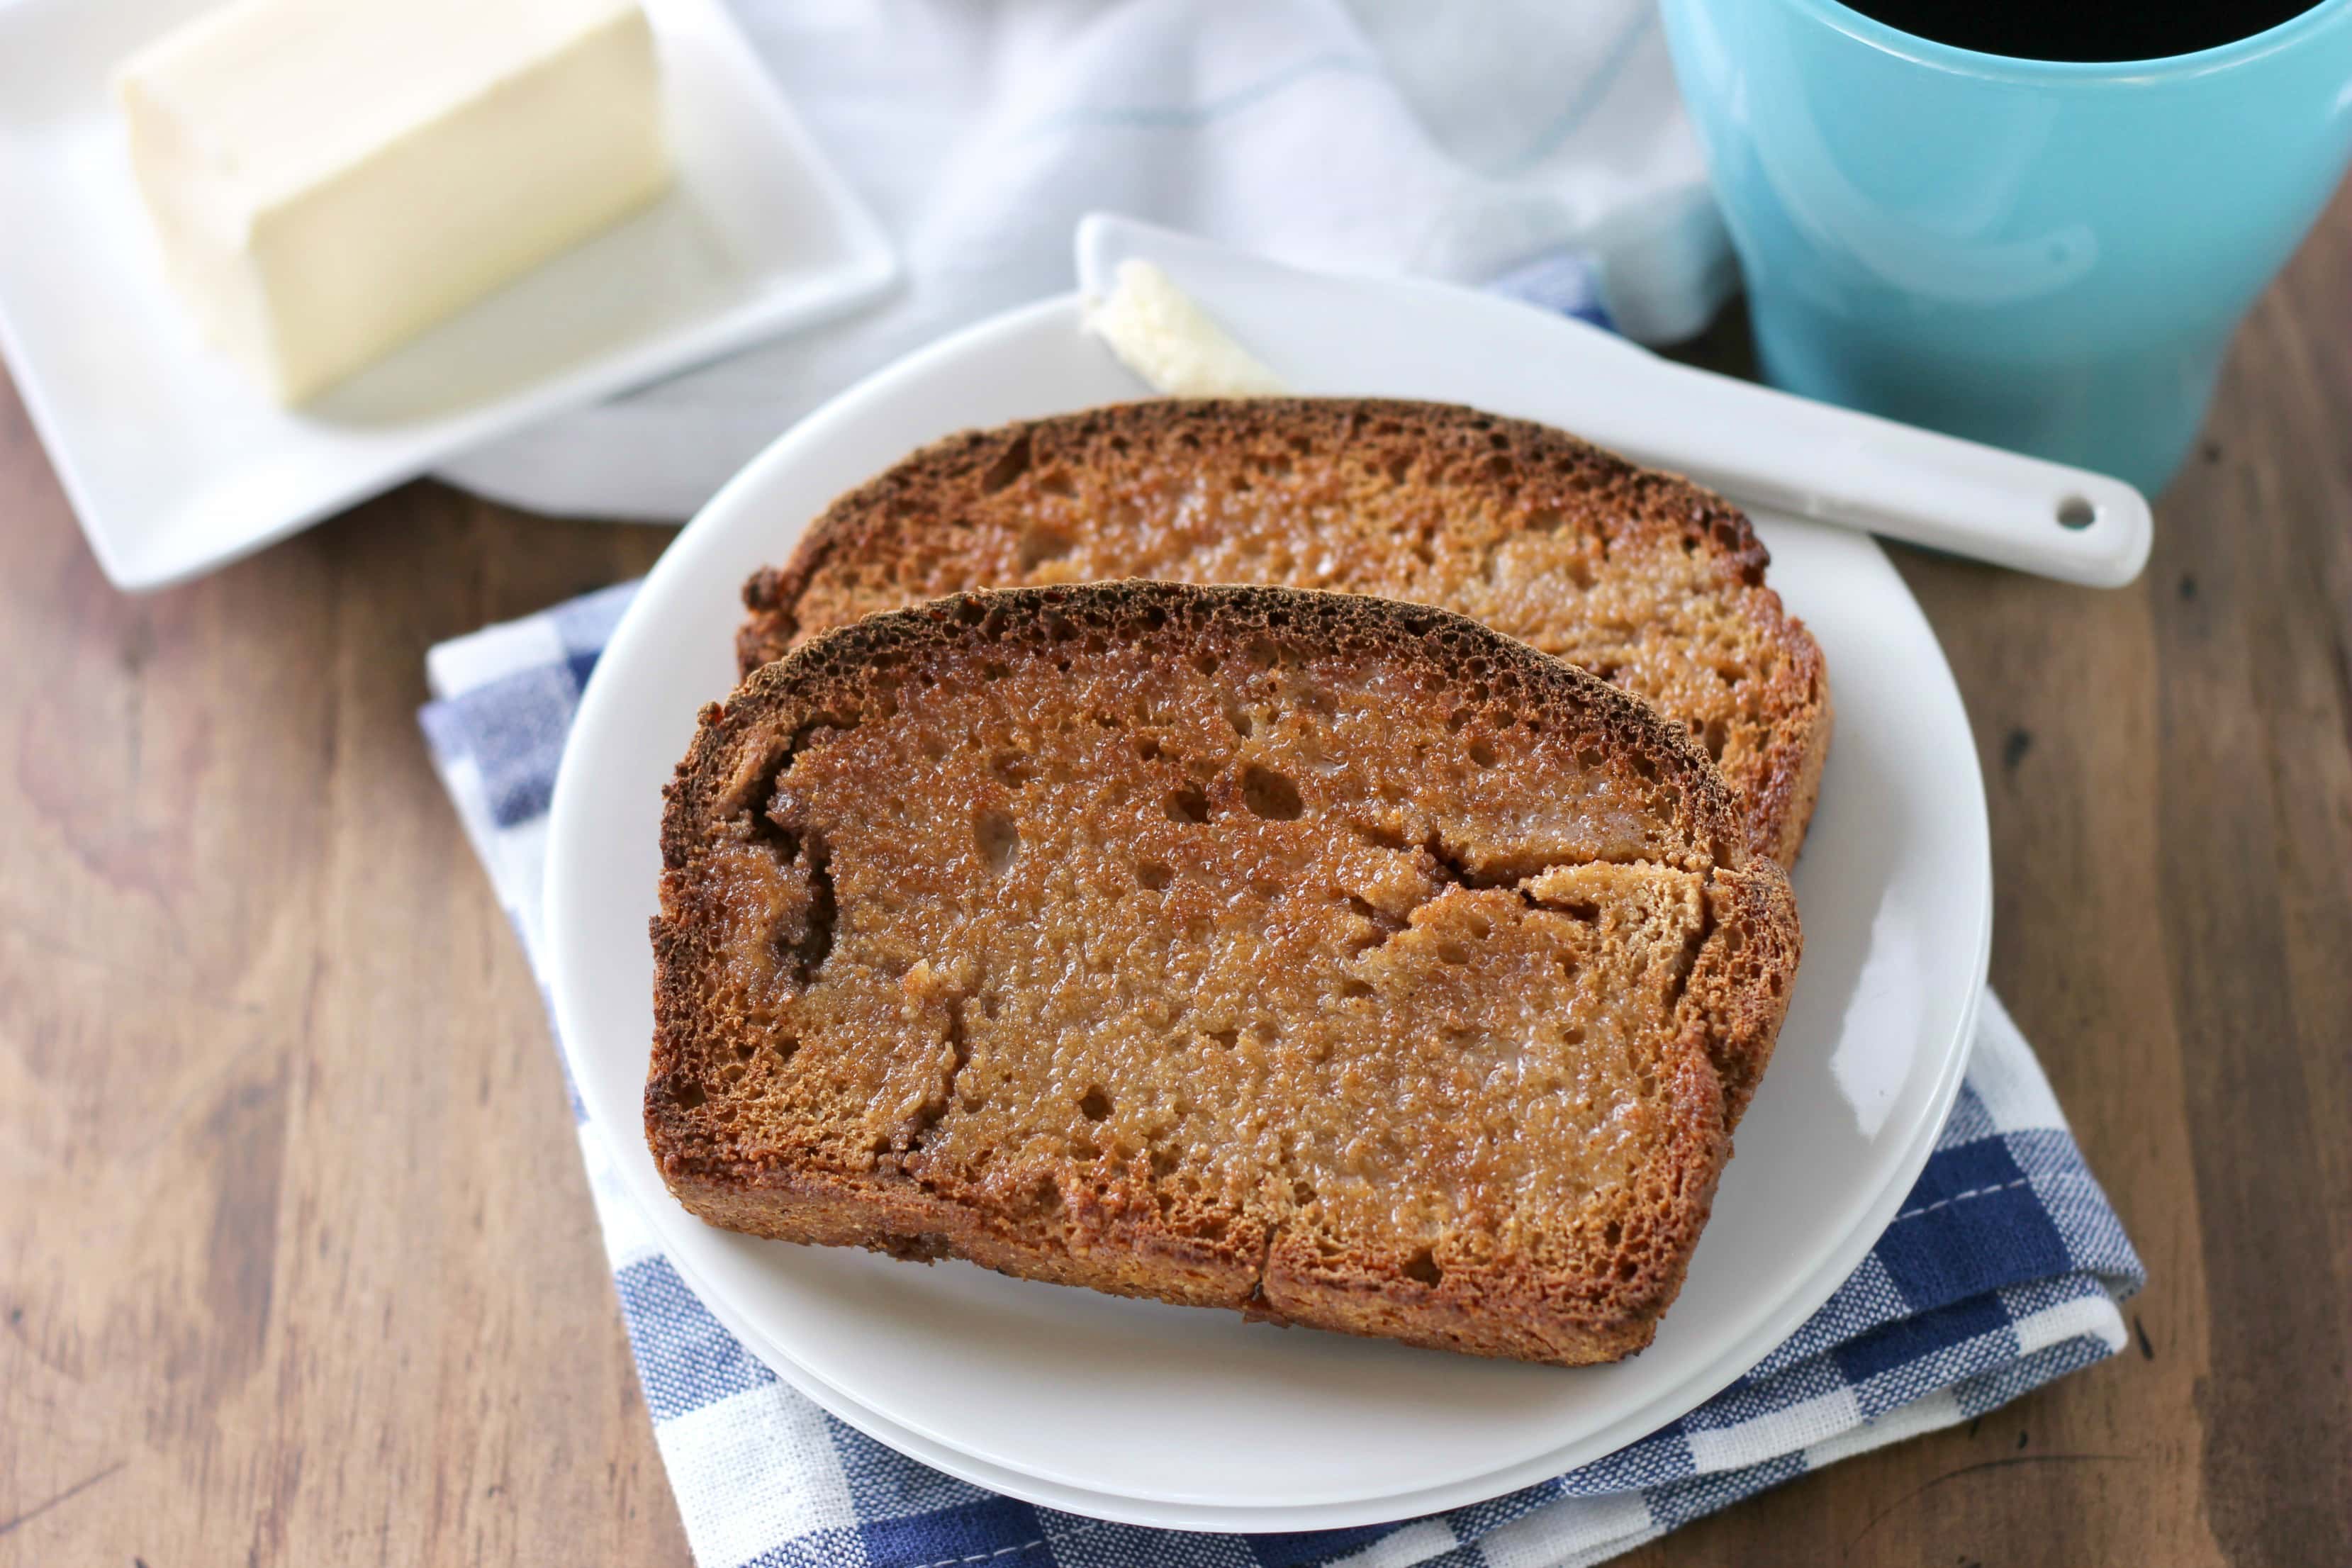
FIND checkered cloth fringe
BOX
[421,581,2142,1568]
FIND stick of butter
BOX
[1084,259,1288,398]
[116,0,671,405]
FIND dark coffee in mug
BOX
[1839,0,2322,62]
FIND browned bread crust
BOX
[654,582,1801,1365]
[738,398,1831,867]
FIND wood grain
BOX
[3,188,2348,1567]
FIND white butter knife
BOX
[1076,214,2151,589]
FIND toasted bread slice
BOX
[653,583,1801,1365]
[738,398,1831,866]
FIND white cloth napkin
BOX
[435,0,1732,520]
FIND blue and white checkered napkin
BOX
[421,581,2144,1568]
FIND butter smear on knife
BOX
[116,0,672,404]
[1085,259,1288,398]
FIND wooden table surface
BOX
[4,185,2348,1567]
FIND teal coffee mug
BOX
[1659,0,2352,491]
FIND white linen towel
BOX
[437,0,1732,520]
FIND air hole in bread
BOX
[1468,737,1499,768]
[1223,702,1255,739]
[766,836,836,987]
[1206,1029,1238,1049]
[1404,1248,1444,1286]
[673,1082,707,1111]
[1526,506,1564,534]
[1136,862,1172,891]
[975,809,1020,873]
[980,435,1032,492]
[1038,471,1076,499]
[1702,719,1729,764]
[1165,784,1211,824]
[1079,1087,1112,1121]
[1240,766,1303,821]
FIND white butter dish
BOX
[0,0,895,590]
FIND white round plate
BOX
[544,291,1991,1528]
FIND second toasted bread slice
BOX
[738,398,1831,866]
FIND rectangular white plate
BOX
[0,0,896,590]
